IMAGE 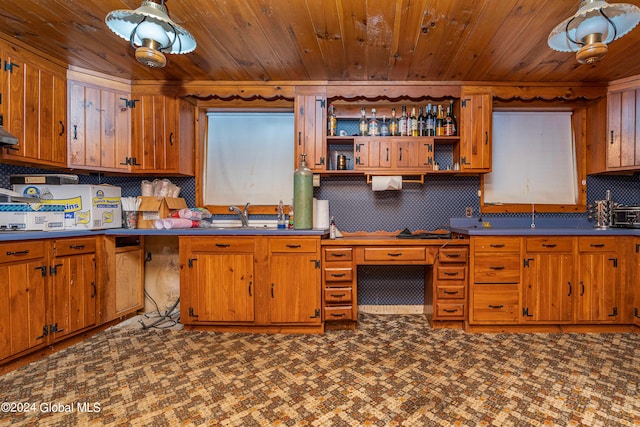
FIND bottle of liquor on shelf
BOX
[328,103,337,136]
[368,108,379,136]
[389,107,399,136]
[399,105,408,136]
[410,107,418,136]
[359,107,368,136]
[435,105,444,136]
[449,100,457,136]
[425,103,434,136]
[418,107,425,136]
[380,115,390,136]
[444,101,455,136]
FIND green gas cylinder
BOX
[293,153,313,229]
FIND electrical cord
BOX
[138,291,181,330]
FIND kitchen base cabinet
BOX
[634,238,640,327]
[432,246,468,322]
[322,247,357,329]
[180,235,323,333]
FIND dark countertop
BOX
[0,227,328,242]
[449,217,640,236]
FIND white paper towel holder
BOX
[366,174,425,185]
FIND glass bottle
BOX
[328,103,337,136]
[444,101,454,136]
[368,107,379,136]
[435,105,444,136]
[293,154,313,229]
[389,107,399,136]
[380,115,389,136]
[358,107,368,136]
[417,107,424,136]
[410,107,418,136]
[425,103,434,136]
[399,106,407,136]
[450,100,457,136]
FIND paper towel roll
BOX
[371,175,403,191]
[313,199,330,229]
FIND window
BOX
[203,112,294,206]
[482,110,586,213]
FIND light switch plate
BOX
[313,174,320,187]
[465,207,473,218]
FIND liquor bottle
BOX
[425,103,434,136]
[417,107,425,136]
[328,103,337,136]
[368,108,379,136]
[444,101,454,136]
[399,106,408,136]
[410,107,418,136]
[380,115,390,136]
[449,100,457,136]
[358,107,368,136]
[389,107,399,136]
[435,105,444,136]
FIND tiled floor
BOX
[1,314,639,426]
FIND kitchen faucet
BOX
[229,202,251,227]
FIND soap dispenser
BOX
[293,153,313,229]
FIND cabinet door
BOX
[395,139,419,168]
[294,92,326,171]
[50,252,97,340]
[418,140,434,169]
[0,260,47,361]
[114,246,145,317]
[355,138,391,169]
[522,253,573,322]
[634,239,640,326]
[459,93,491,171]
[606,90,639,169]
[576,253,619,322]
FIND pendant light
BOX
[105,0,196,68]
[547,0,640,64]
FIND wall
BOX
[1,164,638,308]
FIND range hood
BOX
[0,116,18,146]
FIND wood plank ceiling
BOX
[1,0,640,83]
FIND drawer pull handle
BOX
[387,252,402,257]
[6,250,29,256]
[215,243,231,248]
[443,290,459,295]
[488,304,504,309]
[443,271,459,276]
[489,266,505,270]
[444,253,461,258]
[330,293,346,298]
[443,309,459,313]
[330,313,346,317]
[590,243,605,248]
[330,253,346,257]
[69,244,85,250]
[330,273,346,277]
[287,244,302,248]
[542,243,557,248]
[490,243,505,248]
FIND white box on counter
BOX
[12,184,122,230]
[0,203,65,231]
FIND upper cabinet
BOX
[459,92,492,172]
[607,87,640,171]
[294,86,327,172]
[130,92,195,176]
[0,41,67,168]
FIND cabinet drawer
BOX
[439,247,468,263]
[324,267,353,282]
[324,287,353,303]
[324,306,354,321]
[436,285,465,299]
[473,237,521,253]
[473,253,520,283]
[436,265,466,281]
[270,238,317,253]
[0,240,45,264]
[577,237,616,252]
[471,285,519,323]
[190,237,255,253]
[435,303,465,318]
[525,237,573,252]
[363,247,426,262]
[54,237,96,256]
[324,247,353,262]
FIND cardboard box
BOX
[0,203,65,231]
[12,184,122,230]
[137,197,188,229]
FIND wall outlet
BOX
[465,207,473,218]
[312,174,320,187]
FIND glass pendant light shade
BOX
[105,0,196,67]
[547,0,640,63]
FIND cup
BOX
[122,211,138,229]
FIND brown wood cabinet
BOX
[130,93,195,175]
[354,137,433,172]
[294,87,327,172]
[322,247,357,326]
[67,77,132,172]
[607,88,640,171]
[634,238,640,327]
[0,41,67,168]
[432,246,468,321]
[469,236,522,325]
[459,92,492,172]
